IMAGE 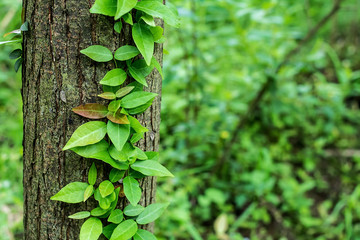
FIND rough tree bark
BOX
[22,0,163,239]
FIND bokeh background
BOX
[1,0,360,239]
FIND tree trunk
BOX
[21,0,163,238]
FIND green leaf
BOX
[114,21,122,33]
[99,197,111,210]
[100,69,127,86]
[127,98,154,115]
[109,143,136,162]
[51,182,89,203]
[99,180,115,198]
[114,45,140,61]
[151,57,163,79]
[131,160,173,177]
[108,100,122,113]
[14,58,23,73]
[63,121,107,150]
[124,204,145,217]
[108,209,124,224]
[116,86,135,98]
[9,49,22,59]
[128,65,148,87]
[81,45,113,62]
[109,169,125,183]
[84,185,94,202]
[150,26,163,42]
[128,116,148,133]
[141,14,156,27]
[69,211,91,219]
[135,147,148,160]
[80,217,103,240]
[134,229,157,240]
[73,103,108,119]
[90,0,117,16]
[145,152,159,161]
[122,13,133,25]
[132,23,154,66]
[131,59,154,77]
[136,203,169,225]
[20,21,29,31]
[103,224,117,239]
[107,110,130,124]
[91,207,108,217]
[131,132,144,144]
[115,0,137,20]
[135,0,180,27]
[110,219,138,240]
[98,92,116,100]
[121,92,158,109]
[107,121,130,151]
[71,140,111,163]
[123,176,142,206]
[88,163,97,185]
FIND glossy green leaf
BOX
[123,176,142,206]
[109,143,136,162]
[124,204,145,217]
[135,147,148,160]
[135,0,180,27]
[63,121,107,150]
[150,26,163,42]
[132,23,154,66]
[127,98,154,115]
[91,207,108,217]
[103,224,117,239]
[108,100,122,113]
[122,13,133,25]
[121,91,158,109]
[81,45,113,62]
[51,182,89,203]
[71,140,111,164]
[131,59,154,77]
[134,229,157,240]
[114,45,140,61]
[98,92,116,100]
[128,65,148,87]
[114,21,122,33]
[131,160,173,177]
[90,0,117,16]
[80,217,103,240]
[107,121,130,151]
[115,0,137,20]
[110,219,138,240]
[84,185,94,202]
[141,14,156,27]
[131,132,144,144]
[108,209,124,224]
[88,163,97,185]
[100,69,127,86]
[145,151,159,161]
[69,211,91,219]
[109,168,125,183]
[99,180,114,198]
[128,116,148,133]
[116,86,135,98]
[136,203,169,225]
[99,197,111,210]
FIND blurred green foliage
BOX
[1,0,360,239]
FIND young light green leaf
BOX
[107,121,130,152]
[110,219,138,240]
[127,98,154,115]
[114,45,140,61]
[80,217,103,240]
[114,21,122,33]
[116,86,135,98]
[88,163,97,185]
[108,209,124,224]
[69,211,91,219]
[135,0,180,27]
[81,45,113,62]
[134,229,157,240]
[132,23,154,66]
[150,26,163,42]
[151,56,164,79]
[51,182,89,203]
[128,65,148,87]
[128,116,148,133]
[91,207,108,217]
[84,185,94,202]
[121,91,158,109]
[109,168,125,183]
[115,0,137,20]
[108,100,122,113]
[124,204,145,217]
[71,140,111,163]
[99,180,115,198]
[145,151,159,161]
[98,92,116,100]
[63,121,107,150]
[123,176,142,206]
[122,13,133,25]
[135,147,148,160]
[131,132,144,144]
[90,0,117,16]
[72,104,108,119]
[109,143,136,162]
[99,197,111,210]
[141,14,156,27]
[100,69,127,86]
[136,203,169,225]
[131,160,173,177]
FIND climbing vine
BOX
[50,0,179,239]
